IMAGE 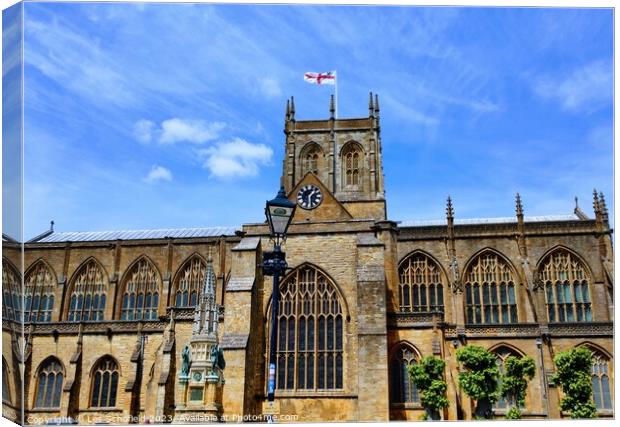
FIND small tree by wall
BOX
[552,347,597,419]
[500,355,536,419]
[456,345,499,419]
[408,356,449,420]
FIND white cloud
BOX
[160,119,225,144]
[199,138,273,179]
[144,165,173,183]
[133,119,156,143]
[132,118,225,144]
[257,77,282,98]
[533,60,612,112]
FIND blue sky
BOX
[4,2,614,239]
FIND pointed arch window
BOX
[2,259,21,322]
[590,350,612,410]
[2,358,10,404]
[34,358,63,408]
[390,344,420,404]
[173,256,207,308]
[68,260,106,322]
[464,252,518,324]
[120,258,160,320]
[342,143,362,188]
[273,265,344,391]
[540,250,592,322]
[90,357,119,408]
[398,253,444,312]
[301,145,321,176]
[493,346,522,410]
[24,261,56,323]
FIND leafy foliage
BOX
[456,345,500,419]
[500,355,536,419]
[408,356,449,420]
[552,347,597,419]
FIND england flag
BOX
[304,71,336,85]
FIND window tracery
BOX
[540,250,592,322]
[273,265,344,391]
[493,346,521,410]
[342,143,362,188]
[90,357,119,408]
[120,258,160,320]
[464,252,517,324]
[398,253,444,312]
[389,344,420,404]
[2,259,21,322]
[173,256,207,308]
[590,350,612,410]
[34,358,63,408]
[24,261,55,323]
[301,144,321,176]
[67,260,107,322]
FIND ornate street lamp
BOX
[262,186,296,405]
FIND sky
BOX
[1,2,614,240]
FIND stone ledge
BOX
[232,237,260,251]
[226,276,255,292]
[356,233,383,247]
[220,333,249,349]
[356,265,384,282]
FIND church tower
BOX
[281,93,386,220]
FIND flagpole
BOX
[334,70,338,119]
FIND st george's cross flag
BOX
[304,71,336,85]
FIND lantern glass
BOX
[265,186,296,238]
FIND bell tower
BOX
[281,93,386,220]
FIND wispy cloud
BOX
[198,138,273,179]
[257,77,282,98]
[133,118,226,144]
[532,60,612,113]
[144,165,172,183]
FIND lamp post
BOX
[262,186,296,405]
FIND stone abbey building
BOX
[2,95,615,423]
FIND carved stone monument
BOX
[174,256,225,423]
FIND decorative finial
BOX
[593,189,600,213]
[330,94,335,118]
[515,193,523,217]
[285,99,290,122]
[50,220,55,232]
[290,96,295,120]
[599,192,609,221]
[574,196,579,210]
[446,196,454,219]
[207,246,213,264]
[374,94,380,114]
[369,92,374,117]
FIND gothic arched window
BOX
[90,357,119,408]
[24,261,56,323]
[398,253,444,312]
[2,259,21,322]
[540,250,592,322]
[120,258,160,320]
[273,265,344,391]
[590,350,612,410]
[301,144,322,176]
[173,256,207,308]
[34,358,63,408]
[341,143,362,188]
[493,346,522,410]
[464,251,518,324]
[390,344,420,404]
[67,259,107,322]
[2,358,10,404]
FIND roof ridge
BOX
[49,225,240,235]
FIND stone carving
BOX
[181,344,191,376]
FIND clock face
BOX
[297,185,323,210]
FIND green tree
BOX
[552,347,597,419]
[456,345,499,419]
[500,355,536,419]
[408,356,449,420]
